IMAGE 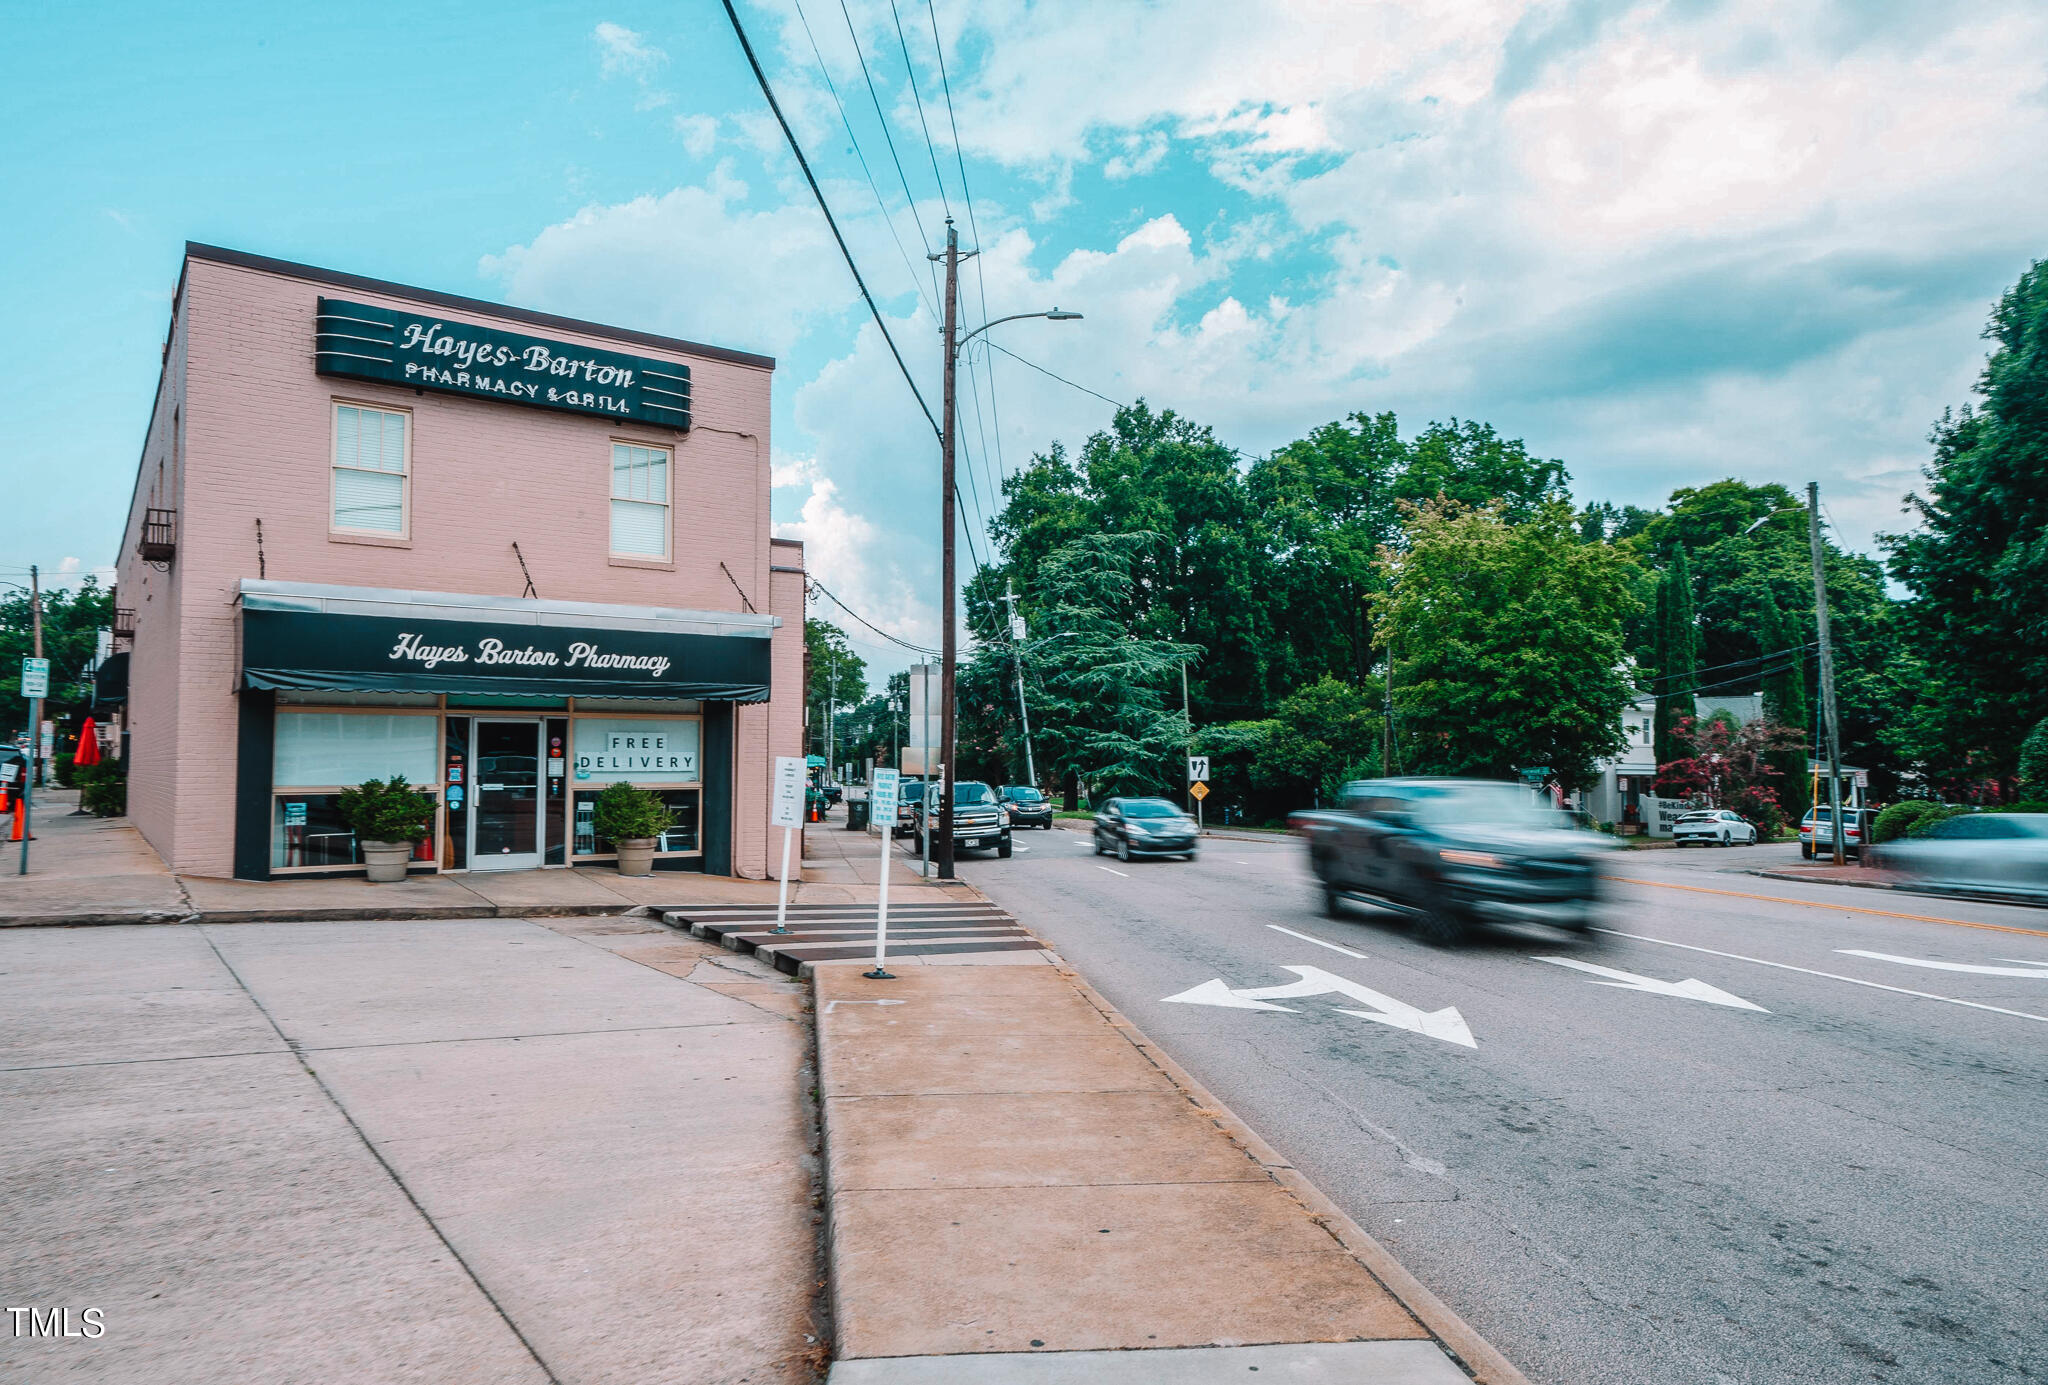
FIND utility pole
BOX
[934,219,961,880]
[1002,579,1037,788]
[1181,661,1192,813]
[1807,482,1846,866]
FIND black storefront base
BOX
[234,690,276,881]
[702,702,733,877]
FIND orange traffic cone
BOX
[8,795,25,842]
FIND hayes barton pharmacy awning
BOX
[239,580,775,701]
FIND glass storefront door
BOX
[469,719,543,870]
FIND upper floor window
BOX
[611,442,669,558]
[333,404,409,534]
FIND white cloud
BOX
[593,21,665,80]
[673,113,718,158]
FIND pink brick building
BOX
[112,244,803,881]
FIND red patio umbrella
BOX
[73,717,101,768]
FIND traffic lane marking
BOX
[1834,949,2048,978]
[1603,874,2048,939]
[1591,927,2048,1025]
[1163,963,1478,1048]
[1266,923,1369,959]
[1532,955,1768,1012]
[1098,865,1130,878]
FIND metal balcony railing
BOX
[139,508,177,563]
[112,607,137,640]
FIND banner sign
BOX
[315,297,691,429]
[242,608,769,701]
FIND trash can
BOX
[846,796,870,831]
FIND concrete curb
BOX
[1055,964,1529,1385]
[1748,869,2047,911]
[1,902,664,929]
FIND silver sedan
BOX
[1877,813,2048,901]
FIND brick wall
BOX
[121,252,779,878]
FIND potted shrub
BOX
[592,781,675,877]
[337,775,437,882]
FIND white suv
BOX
[1673,810,1759,847]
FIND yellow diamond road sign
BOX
[1189,781,1209,801]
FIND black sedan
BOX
[1093,797,1199,861]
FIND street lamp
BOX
[930,215,1082,879]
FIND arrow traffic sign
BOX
[1163,965,1477,1047]
[1532,956,1768,1011]
[1836,950,2048,978]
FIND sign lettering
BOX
[317,297,692,429]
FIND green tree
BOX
[2,576,113,737]
[803,619,867,767]
[1651,546,1699,765]
[1756,586,1812,823]
[1886,260,2048,794]
[1020,533,1203,798]
[1373,500,1639,794]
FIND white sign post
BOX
[769,756,806,934]
[867,769,900,980]
[18,658,48,876]
[1187,756,1209,833]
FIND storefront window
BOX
[572,718,700,783]
[272,793,437,870]
[573,786,699,856]
[275,712,439,786]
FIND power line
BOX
[1639,641,1818,688]
[835,0,940,305]
[886,0,952,221]
[981,339,1126,409]
[808,577,939,657]
[789,0,938,323]
[720,0,940,441]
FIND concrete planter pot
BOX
[361,840,415,883]
[614,838,658,877]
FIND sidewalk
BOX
[0,798,963,928]
[808,950,1524,1384]
[0,910,822,1383]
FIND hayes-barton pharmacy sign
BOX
[315,297,691,429]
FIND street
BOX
[968,826,2048,1385]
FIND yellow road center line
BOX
[1604,875,2048,939]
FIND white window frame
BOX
[609,440,672,562]
[330,400,412,539]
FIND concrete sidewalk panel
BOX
[205,918,765,1048]
[310,1021,819,1384]
[0,924,281,1069]
[824,1027,1176,1098]
[828,1339,1470,1384]
[827,1090,1273,1190]
[829,1181,1428,1358]
[0,1050,545,1384]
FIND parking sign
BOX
[872,768,900,817]
[20,657,49,700]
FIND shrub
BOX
[1903,804,1969,838]
[590,781,675,844]
[336,776,436,844]
[1873,799,1946,844]
[77,762,127,818]
[53,752,77,789]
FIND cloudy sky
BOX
[5,0,2045,679]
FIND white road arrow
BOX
[1533,956,1769,1012]
[1836,950,2048,978]
[1162,965,1477,1048]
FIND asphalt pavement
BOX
[966,825,2048,1385]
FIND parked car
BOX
[889,778,927,837]
[1799,806,1868,859]
[1876,813,2048,901]
[1673,809,1759,847]
[999,784,1054,829]
[1093,797,1198,861]
[919,779,1012,858]
[1291,778,1613,945]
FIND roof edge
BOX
[185,242,776,372]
